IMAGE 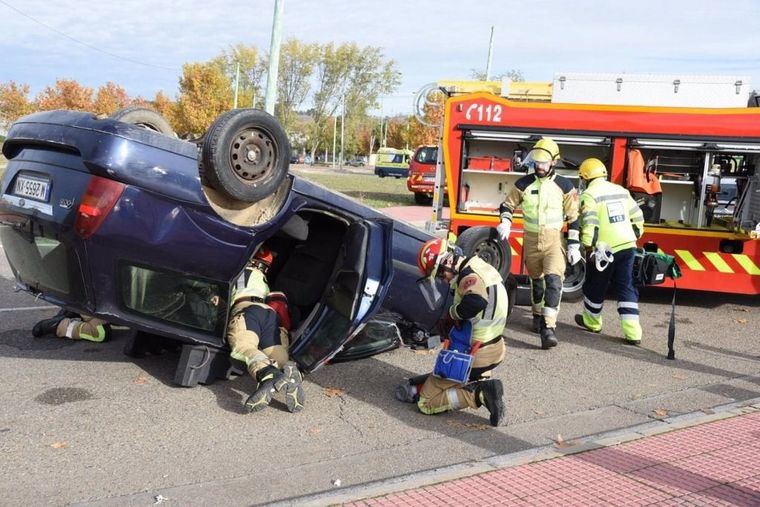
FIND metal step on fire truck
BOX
[414,73,760,299]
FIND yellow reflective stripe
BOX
[516,237,523,245]
[704,252,733,273]
[732,254,760,275]
[510,243,517,256]
[674,250,705,271]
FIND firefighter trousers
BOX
[417,338,506,415]
[581,247,642,342]
[227,302,290,379]
[55,315,108,342]
[523,230,565,328]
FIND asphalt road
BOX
[1,243,759,506]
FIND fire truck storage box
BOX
[551,73,751,108]
[467,156,511,171]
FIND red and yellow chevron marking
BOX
[673,249,760,275]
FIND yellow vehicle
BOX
[374,147,413,178]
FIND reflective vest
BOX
[233,267,270,303]
[452,257,509,343]
[580,179,644,253]
[520,174,568,233]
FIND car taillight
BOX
[75,176,125,239]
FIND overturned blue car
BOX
[0,108,514,386]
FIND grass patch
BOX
[293,170,415,209]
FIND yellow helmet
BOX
[578,158,608,180]
[530,137,560,163]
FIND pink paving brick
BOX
[734,475,760,493]
[575,446,656,473]
[628,462,721,496]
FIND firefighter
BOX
[574,158,645,343]
[32,309,110,342]
[228,246,305,413]
[496,137,581,349]
[398,238,507,427]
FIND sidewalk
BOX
[338,407,760,506]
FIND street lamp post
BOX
[264,0,285,115]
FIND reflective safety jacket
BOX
[233,267,270,304]
[580,178,644,253]
[449,257,508,343]
[500,174,580,243]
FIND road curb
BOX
[285,397,760,506]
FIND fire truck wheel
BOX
[562,257,585,302]
[110,106,177,137]
[414,193,433,205]
[201,109,290,203]
[456,226,511,279]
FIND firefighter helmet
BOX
[417,238,450,278]
[530,137,560,163]
[251,245,274,271]
[578,158,608,180]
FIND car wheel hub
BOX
[475,240,501,268]
[230,128,275,182]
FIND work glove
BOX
[567,243,582,265]
[496,219,511,240]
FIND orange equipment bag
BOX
[627,149,662,195]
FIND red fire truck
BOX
[422,81,760,297]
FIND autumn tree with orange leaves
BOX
[0,81,34,125]
[173,62,233,135]
[36,79,94,111]
[93,82,130,115]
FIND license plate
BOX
[13,175,50,202]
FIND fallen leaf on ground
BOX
[323,387,346,398]
[51,441,67,449]
[553,434,579,448]
[732,307,750,312]
[734,318,748,324]
[133,375,149,385]
[653,408,669,418]
[533,409,545,415]
[307,427,322,435]
[672,373,688,380]
[702,408,715,415]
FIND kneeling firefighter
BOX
[397,238,508,427]
[228,246,305,413]
[574,158,645,343]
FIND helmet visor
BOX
[522,148,555,175]
[416,276,445,311]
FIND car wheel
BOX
[456,226,511,279]
[414,193,432,205]
[562,257,585,302]
[201,109,290,203]
[110,106,176,137]
[378,172,385,178]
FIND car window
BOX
[415,147,437,164]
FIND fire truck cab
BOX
[424,76,760,297]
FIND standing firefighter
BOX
[33,310,109,342]
[228,246,305,413]
[574,158,645,343]
[398,238,508,427]
[496,137,581,349]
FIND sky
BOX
[1,0,759,116]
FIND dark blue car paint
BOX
[0,111,447,368]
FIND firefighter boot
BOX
[531,314,542,333]
[539,317,558,350]
[574,314,600,333]
[32,309,78,338]
[274,361,305,413]
[395,373,429,403]
[245,365,283,413]
[474,379,506,427]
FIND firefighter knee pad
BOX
[544,274,562,308]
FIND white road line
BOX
[0,306,57,312]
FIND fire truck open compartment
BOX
[458,131,611,215]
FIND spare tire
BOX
[110,106,176,137]
[456,226,511,279]
[201,109,290,203]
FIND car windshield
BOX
[415,147,437,164]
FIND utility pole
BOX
[251,89,256,108]
[332,116,337,169]
[339,94,345,169]
[233,61,240,109]
[264,0,285,114]
[485,25,495,81]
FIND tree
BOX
[93,82,130,115]
[275,38,320,131]
[174,62,233,135]
[470,68,524,82]
[215,43,266,109]
[0,81,34,126]
[152,90,176,125]
[35,79,94,111]
[308,42,400,160]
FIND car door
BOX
[288,218,394,373]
